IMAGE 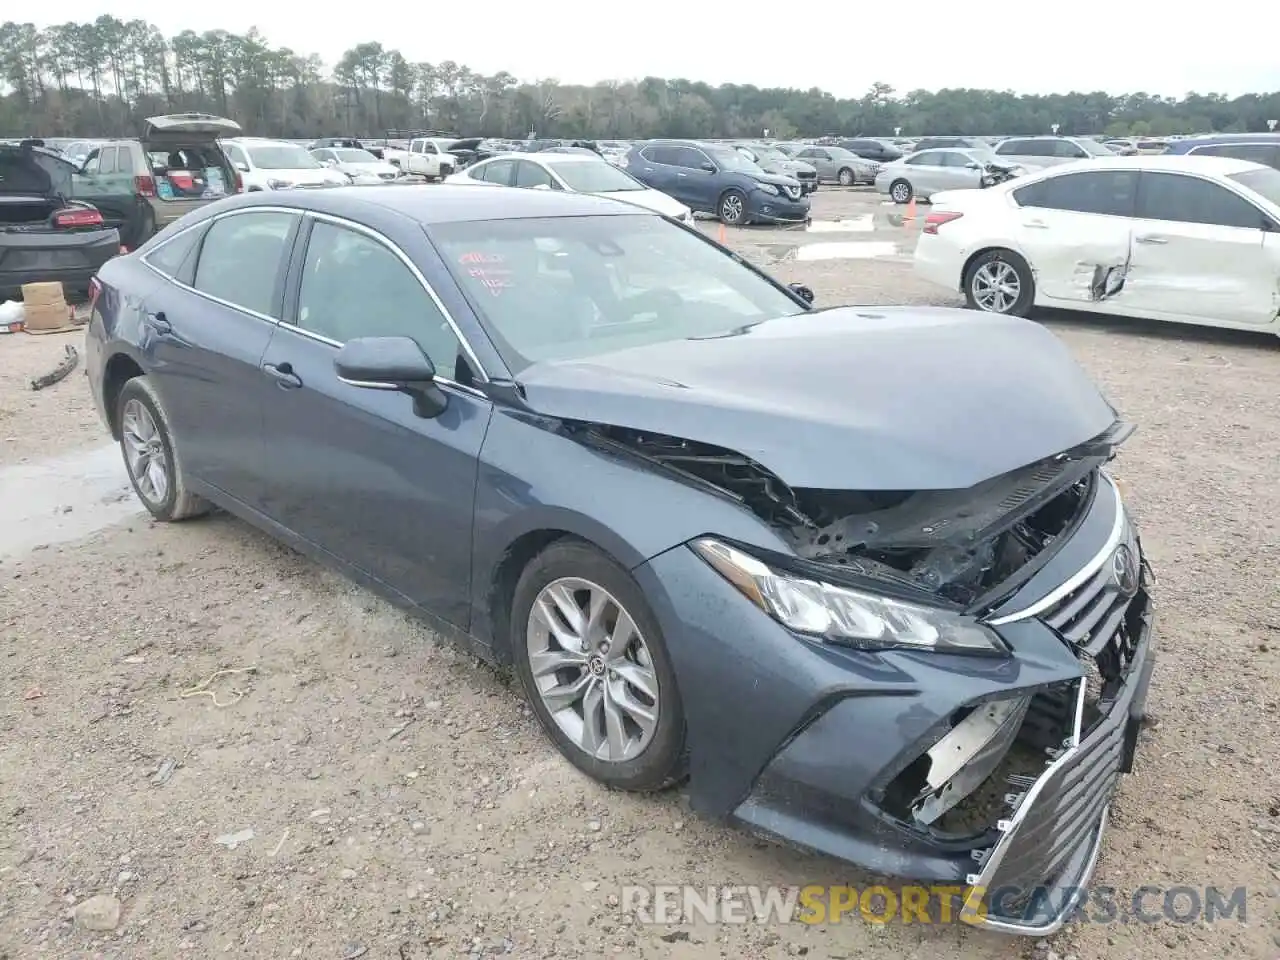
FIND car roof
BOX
[529,153,608,165]
[1166,133,1280,151]
[1040,154,1265,175]
[215,183,653,224]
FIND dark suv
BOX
[625,139,809,225]
[835,138,903,163]
[1163,133,1280,171]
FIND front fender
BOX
[468,408,791,649]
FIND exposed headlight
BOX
[691,538,1007,655]
[265,178,293,189]
[755,182,780,196]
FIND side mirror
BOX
[324,158,338,167]
[965,161,982,170]
[334,336,447,418]
[789,283,815,304]
[531,183,552,191]
[700,162,716,173]
[234,161,249,173]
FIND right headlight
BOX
[690,538,1008,655]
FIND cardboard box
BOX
[21,281,66,308]
[24,302,72,333]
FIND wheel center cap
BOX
[586,656,606,677]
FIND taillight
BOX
[233,169,244,193]
[134,174,156,197]
[53,207,104,228]
[923,211,964,235]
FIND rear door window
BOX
[192,211,298,317]
[97,147,118,175]
[1014,171,1139,216]
[144,225,205,283]
[1136,172,1266,229]
[514,161,555,188]
[1052,140,1090,159]
[476,159,514,184]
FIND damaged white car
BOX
[914,154,1280,335]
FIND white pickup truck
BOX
[384,137,458,180]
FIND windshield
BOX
[1230,167,1280,208]
[433,214,805,372]
[552,160,645,193]
[746,145,787,162]
[707,148,762,174]
[1079,139,1115,157]
[248,145,321,170]
[334,148,378,163]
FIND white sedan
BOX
[445,153,693,223]
[310,146,400,183]
[914,155,1280,335]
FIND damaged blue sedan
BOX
[84,185,1155,935]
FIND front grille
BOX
[795,171,816,180]
[783,185,802,200]
[1040,521,1140,655]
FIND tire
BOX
[116,376,209,522]
[889,179,913,204]
[837,167,855,186]
[963,249,1036,318]
[718,189,748,226]
[511,540,687,791]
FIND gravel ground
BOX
[1,189,1278,959]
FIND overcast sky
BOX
[43,2,1280,98]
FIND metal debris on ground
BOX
[213,828,255,850]
[179,666,257,707]
[151,757,179,787]
[30,344,79,391]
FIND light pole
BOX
[1270,119,1278,132]
[1050,123,1060,135]
[763,128,770,138]
[894,126,901,137]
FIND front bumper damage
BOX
[634,458,1155,937]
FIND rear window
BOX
[1228,167,1280,208]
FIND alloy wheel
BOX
[121,398,170,505]
[720,193,745,224]
[891,182,911,202]
[525,577,660,763]
[971,260,1021,313]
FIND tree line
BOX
[3,19,1279,141]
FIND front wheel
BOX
[718,189,748,226]
[837,167,855,186]
[963,249,1036,317]
[511,540,687,791]
[889,179,913,204]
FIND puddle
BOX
[804,216,876,233]
[0,443,141,559]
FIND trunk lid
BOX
[143,113,242,142]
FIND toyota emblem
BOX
[1111,544,1139,597]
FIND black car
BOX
[836,138,903,163]
[0,141,120,300]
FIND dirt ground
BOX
[1,190,1278,959]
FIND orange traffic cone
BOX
[717,223,727,243]
[903,197,917,225]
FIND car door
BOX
[138,209,299,503]
[936,151,984,191]
[1126,170,1278,325]
[903,151,951,194]
[631,145,677,193]
[798,148,834,180]
[669,146,721,210]
[257,216,493,626]
[1010,170,1138,303]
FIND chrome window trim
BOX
[985,474,1126,627]
[138,205,492,391]
[298,210,490,384]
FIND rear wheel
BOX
[964,249,1036,317]
[116,377,209,522]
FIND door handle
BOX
[1022,219,1049,229]
[262,362,302,389]
[144,311,171,334]
[1135,234,1168,244]
[676,172,688,177]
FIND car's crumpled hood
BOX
[516,306,1118,491]
[751,171,803,189]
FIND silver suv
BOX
[993,135,1116,169]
